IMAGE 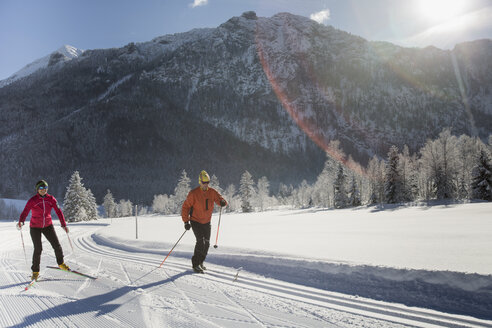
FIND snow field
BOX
[103,203,492,274]
[1,202,492,327]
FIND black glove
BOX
[220,199,226,207]
[184,222,191,230]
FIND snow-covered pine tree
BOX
[437,131,459,199]
[399,145,418,202]
[367,155,384,204]
[85,188,98,221]
[294,180,311,208]
[239,170,255,212]
[210,174,223,212]
[333,164,348,209]
[256,176,270,211]
[420,129,459,200]
[471,149,492,201]
[384,145,403,204]
[64,171,88,222]
[103,189,116,218]
[312,155,337,207]
[277,183,293,205]
[223,184,238,212]
[348,174,361,207]
[174,169,190,212]
[210,174,223,194]
[152,194,170,214]
[456,135,484,200]
[116,199,133,217]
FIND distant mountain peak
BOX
[0,45,84,88]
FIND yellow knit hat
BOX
[199,170,210,184]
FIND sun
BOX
[417,0,467,22]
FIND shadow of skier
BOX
[9,270,191,327]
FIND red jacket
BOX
[19,194,67,228]
[182,187,226,224]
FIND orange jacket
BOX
[181,187,226,224]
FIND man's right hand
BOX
[184,222,191,230]
[16,222,23,230]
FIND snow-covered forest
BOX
[0,129,490,221]
[146,129,492,216]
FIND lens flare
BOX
[255,18,373,175]
[254,15,477,175]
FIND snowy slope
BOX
[0,45,83,88]
[1,203,492,327]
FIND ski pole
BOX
[159,230,187,268]
[19,224,27,265]
[65,229,74,253]
[213,206,223,249]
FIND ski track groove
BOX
[5,230,485,328]
[75,234,492,328]
[205,267,481,328]
[77,236,315,327]
[120,262,132,285]
[264,290,342,327]
[158,264,229,328]
[21,253,138,327]
[75,234,229,327]
[0,232,76,327]
[2,227,490,328]
[216,286,279,328]
[204,276,301,328]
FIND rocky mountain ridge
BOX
[1,12,490,203]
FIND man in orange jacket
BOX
[182,170,227,273]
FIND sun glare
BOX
[418,0,467,22]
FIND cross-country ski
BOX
[23,279,37,291]
[46,266,97,280]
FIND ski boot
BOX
[59,263,70,271]
[31,272,39,281]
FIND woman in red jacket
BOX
[182,171,227,273]
[17,180,70,281]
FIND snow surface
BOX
[1,203,492,327]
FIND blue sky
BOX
[1,0,491,80]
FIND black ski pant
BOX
[30,225,64,272]
[190,221,211,267]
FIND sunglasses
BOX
[38,186,48,190]
[201,181,209,184]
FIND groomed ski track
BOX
[1,223,492,328]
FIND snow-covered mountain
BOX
[0,45,83,88]
[0,12,490,203]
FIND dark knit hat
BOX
[35,180,48,190]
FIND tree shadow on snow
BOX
[9,271,190,328]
